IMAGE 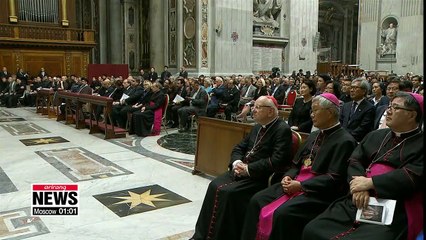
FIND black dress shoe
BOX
[170,124,179,128]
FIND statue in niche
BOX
[379,22,397,56]
[299,38,307,60]
[253,0,282,29]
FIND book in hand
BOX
[120,93,129,102]
[173,94,184,103]
[355,197,396,225]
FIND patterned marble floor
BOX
[0,107,210,240]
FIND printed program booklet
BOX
[356,197,396,225]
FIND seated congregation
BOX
[5,66,425,239]
[190,91,423,240]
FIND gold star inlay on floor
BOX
[94,184,191,217]
[112,190,171,209]
[20,136,69,146]
[31,138,58,144]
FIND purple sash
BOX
[150,101,162,135]
[256,166,315,240]
[367,163,423,240]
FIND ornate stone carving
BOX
[183,0,196,68]
[184,17,196,39]
[168,0,177,66]
[260,25,274,36]
[253,0,282,37]
[201,0,208,67]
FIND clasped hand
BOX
[233,162,248,177]
[349,176,373,194]
[281,176,302,195]
[350,176,374,209]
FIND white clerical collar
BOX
[320,122,340,132]
[393,127,419,137]
[261,117,278,128]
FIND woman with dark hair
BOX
[324,81,344,108]
[287,79,316,133]
[369,82,389,107]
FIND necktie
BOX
[351,102,357,116]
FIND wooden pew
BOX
[56,91,127,139]
[36,89,56,118]
[193,117,253,176]
[194,117,309,177]
[56,91,81,126]
[77,94,127,139]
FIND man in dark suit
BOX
[271,77,285,104]
[16,68,29,85]
[147,67,158,82]
[177,80,208,132]
[0,75,18,107]
[178,66,188,78]
[111,77,144,128]
[0,67,10,79]
[373,79,401,129]
[38,67,48,79]
[339,77,353,103]
[411,75,423,94]
[168,77,188,128]
[340,78,375,142]
[160,65,172,83]
[221,79,241,121]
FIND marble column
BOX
[109,0,123,63]
[149,0,164,70]
[98,2,107,63]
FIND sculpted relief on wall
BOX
[253,0,282,37]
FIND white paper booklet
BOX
[173,94,184,103]
[355,197,396,225]
[120,93,129,102]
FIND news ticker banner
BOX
[31,184,79,216]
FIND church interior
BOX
[0,0,423,239]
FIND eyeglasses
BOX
[387,105,414,112]
[251,105,272,110]
[386,87,399,91]
[350,86,362,90]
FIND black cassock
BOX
[192,118,293,240]
[241,125,357,240]
[303,128,423,240]
[132,91,165,137]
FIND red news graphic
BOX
[31,184,79,216]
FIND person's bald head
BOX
[102,79,111,88]
[252,96,279,125]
